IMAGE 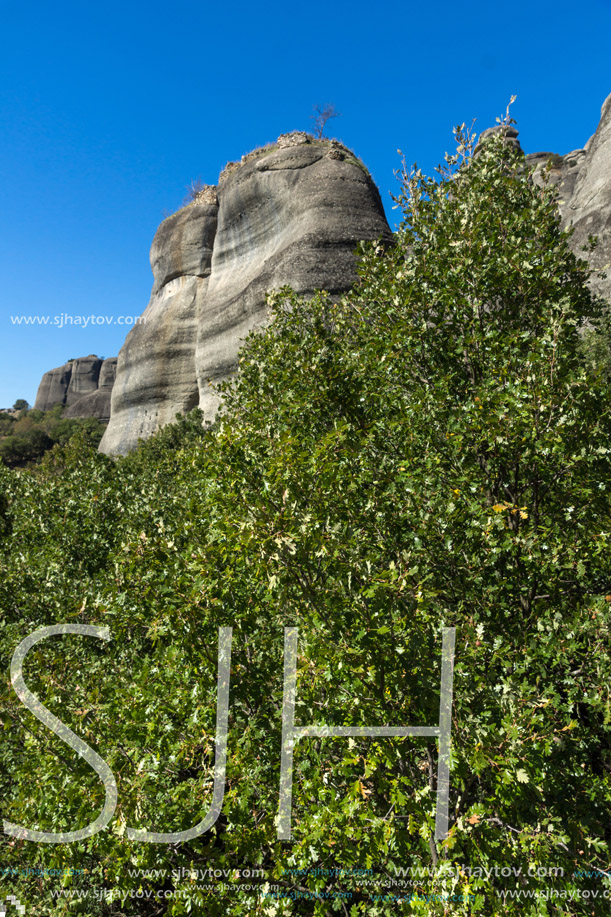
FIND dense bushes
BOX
[1,122,611,916]
[0,404,106,467]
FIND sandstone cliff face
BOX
[99,134,392,455]
[98,200,218,455]
[34,355,117,422]
[522,92,611,302]
[560,92,611,299]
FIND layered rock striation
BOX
[99,134,392,455]
[98,197,219,454]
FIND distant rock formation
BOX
[471,95,611,306]
[34,362,74,412]
[99,134,392,455]
[34,355,117,423]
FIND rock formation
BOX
[34,362,74,412]
[64,357,117,423]
[85,101,610,453]
[99,134,392,455]
[98,195,218,454]
[554,92,611,300]
[34,355,117,423]
[475,94,611,306]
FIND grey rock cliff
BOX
[98,198,219,455]
[98,356,118,390]
[34,355,117,422]
[63,358,118,423]
[559,92,611,299]
[195,137,392,419]
[34,362,74,411]
[65,355,102,406]
[100,135,391,455]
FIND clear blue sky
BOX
[1,0,610,408]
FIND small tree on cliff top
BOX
[310,102,341,138]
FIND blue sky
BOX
[1,0,611,408]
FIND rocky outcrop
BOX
[63,390,112,423]
[98,357,118,391]
[34,355,117,422]
[64,355,102,406]
[63,358,117,423]
[34,362,74,412]
[195,135,393,419]
[479,94,611,304]
[95,102,611,456]
[98,199,219,455]
[557,92,611,299]
[99,134,392,455]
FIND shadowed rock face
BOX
[100,135,392,454]
[63,389,112,423]
[65,355,102,406]
[34,362,74,411]
[98,357,118,391]
[62,358,118,423]
[98,199,219,455]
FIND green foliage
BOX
[1,122,611,916]
[546,153,564,169]
[579,304,611,379]
[12,399,29,412]
[0,427,54,466]
[0,404,106,467]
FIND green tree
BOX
[12,398,29,412]
[0,427,53,466]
